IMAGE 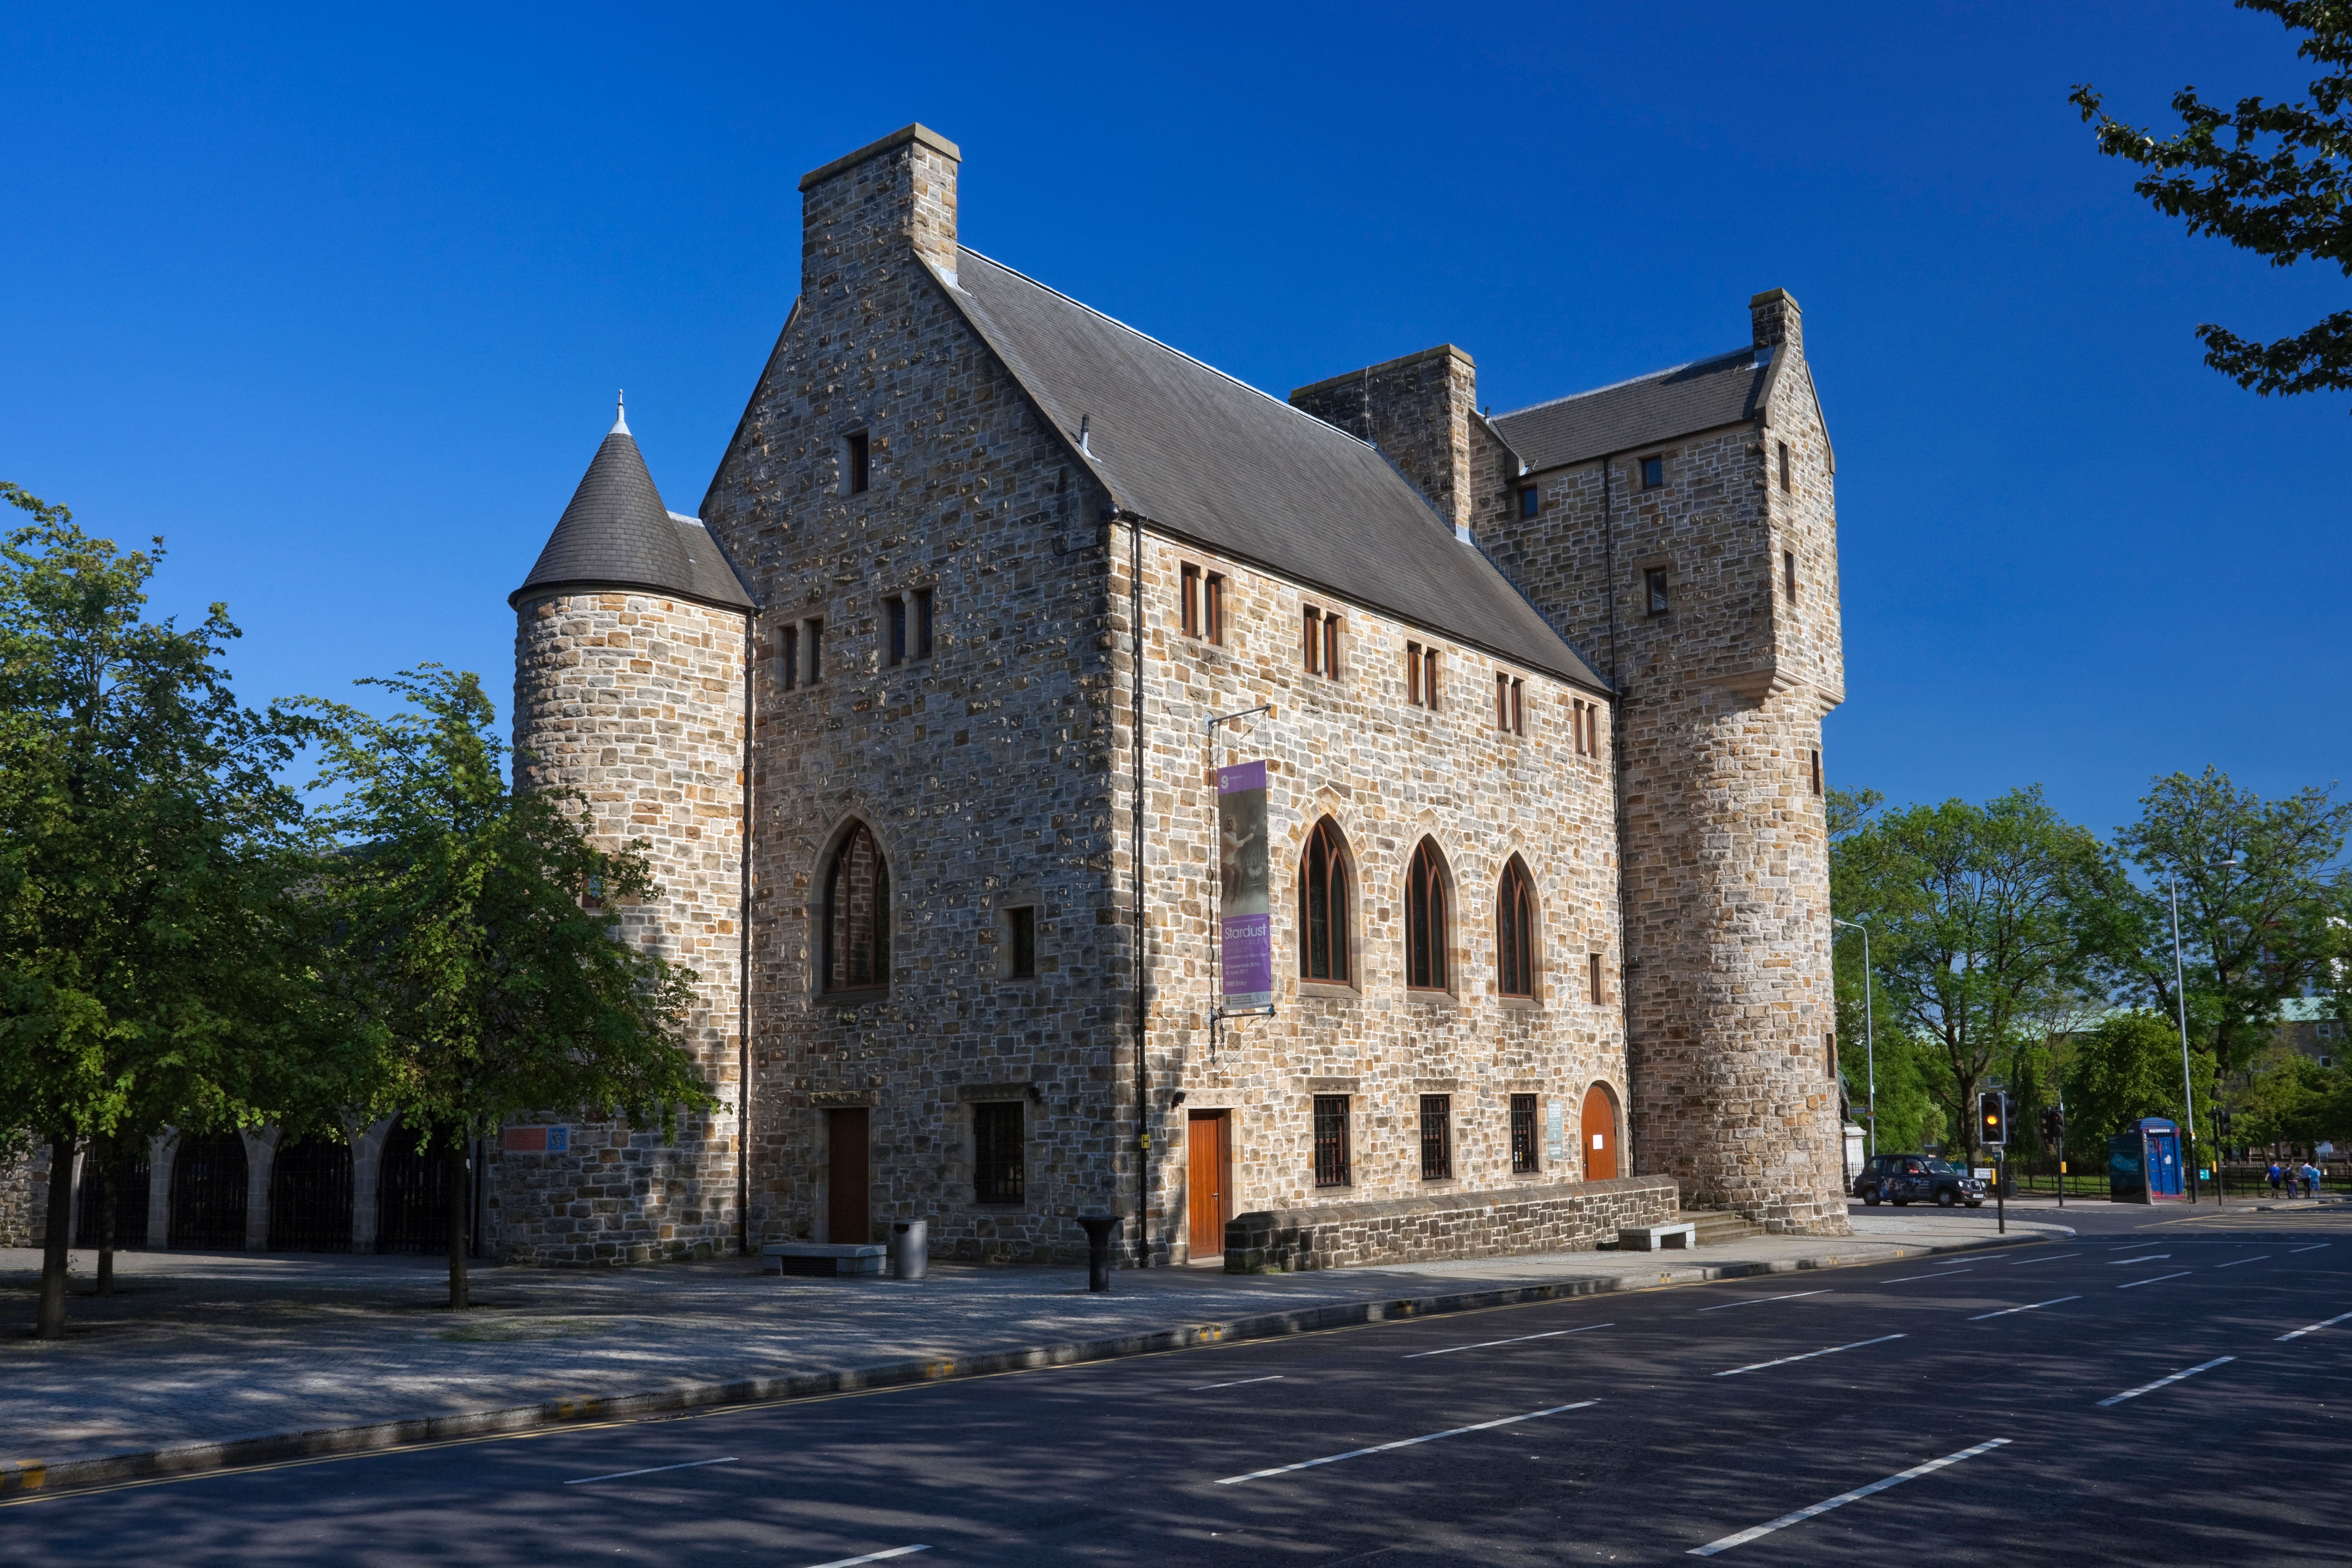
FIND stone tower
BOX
[1295,293,1849,1234]
[500,400,758,1263]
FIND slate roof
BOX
[1489,346,1769,473]
[513,419,755,611]
[942,249,1604,691]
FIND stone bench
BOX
[762,1243,887,1278]
[1617,1222,1696,1252]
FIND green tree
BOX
[2234,1042,2352,1148]
[0,486,343,1337]
[2071,1,2352,404]
[2101,769,2352,1150]
[303,666,713,1309]
[1831,788,2108,1162]
[2063,1011,2217,1148]
[1828,789,1944,1157]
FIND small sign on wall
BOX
[1545,1099,1565,1163]
[501,1125,571,1154]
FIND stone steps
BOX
[1681,1209,1767,1247]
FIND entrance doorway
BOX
[827,1107,870,1243]
[1186,1110,1231,1260]
[1581,1084,1618,1180]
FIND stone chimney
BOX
[798,124,962,291]
[1750,288,1802,359]
[1290,344,1478,535]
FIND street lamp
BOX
[2167,856,2240,1205]
[1834,918,1877,1158]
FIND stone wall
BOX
[1290,344,1478,534]
[0,1144,41,1247]
[500,588,748,1264]
[1128,528,1629,1262]
[1224,1174,1678,1272]
[1473,293,1849,1235]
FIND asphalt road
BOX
[7,1202,2347,1566]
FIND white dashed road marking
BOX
[2097,1356,2236,1407]
[803,1549,929,1568]
[2117,1272,2192,1289]
[1687,1438,2011,1555]
[1697,1291,1832,1313]
[1404,1323,1612,1359]
[2007,1252,2079,1266]
[2277,1310,2352,1342]
[1969,1296,2079,1321]
[1190,1375,1284,1391]
[565,1457,738,1485]
[1214,1401,1599,1484]
[1714,1334,1906,1378]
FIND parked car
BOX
[1853,1153,1987,1208]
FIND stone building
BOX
[3,124,1852,1263]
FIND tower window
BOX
[1203,573,1226,644]
[886,596,907,666]
[1303,607,1320,673]
[1181,564,1201,638]
[1406,642,1440,709]
[1313,1095,1352,1187]
[806,617,824,683]
[1519,485,1540,518]
[1511,1093,1539,1174]
[1645,569,1669,616]
[846,431,871,495]
[779,624,800,691]
[914,587,934,659]
[1778,440,1792,492]
[1640,455,1664,489]
[973,1101,1024,1205]
[1811,749,1823,796]
[1419,1095,1453,1181]
[1321,612,1340,678]
[1006,905,1037,979]
[1572,698,1600,758]
[1495,673,1523,735]
[1588,952,1604,1004]
[1784,551,1798,602]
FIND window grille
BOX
[1419,1095,1452,1181]
[974,1102,1024,1204]
[1511,1094,1539,1174]
[1313,1095,1352,1187]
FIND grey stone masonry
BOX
[0,1147,37,1247]
[1223,1175,1679,1273]
[1290,345,1479,534]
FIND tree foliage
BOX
[2062,1011,2216,1146]
[302,666,714,1308]
[2071,1,2352,403]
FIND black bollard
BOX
[1078,1215,1119,1292]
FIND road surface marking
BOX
[2097,1356,2236,1407]
[1687,1438,2010,1556]
[565,1457,737,1485]
[1404,1323,1612,1358]
[2117,1271,2192,1289]
[1714,1334,1906,1378]
[2277,1310,2352,1342]
[1213,1401,1599,1484]
[2006,1252,2079,1266]
[804,1549,929,1568]
[2213,1255,2270,1269]
[1880,1269,1972,1284]
[1190,1375,1284,1390]
[2289,1243,2331,1253]
[1968,1295,2079,1321]
[1697,1290,1833,1312]
[2109,1253,2169,1265]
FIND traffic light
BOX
[2041,1106,2065,1143]
[2214,1107,2233,1140]
[1978,1091,2009,1148]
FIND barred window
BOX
[1313,1095,1352,1187]
[1407,838,1449,991]
[1300,818,1350,983]
[1419,1094,1452,1181]
[822,823,890,993]
[1511,1093,1539,1174]
[973,1101,1024,1204]
[1497,858,1536,999]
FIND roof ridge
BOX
[1492,344,1754,422]
[956,246,1382,453]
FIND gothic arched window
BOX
[1299,818,1350,983]
[1497,857,1537,998]
[823,823,890,993]
[1406,839,1449,991]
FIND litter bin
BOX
[888,1220,928,1280]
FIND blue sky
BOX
[4,1,2344,841]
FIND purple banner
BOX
[1219,761,1272,1008]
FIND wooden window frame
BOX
[1302,606,1321,674]
[972,1101,1025,1205]
[1313,1095,1352,1188]
[1203,572,1227,645]
[1406,839,1449,992]
[1180,563,1201,638]
[1406,640,1422,706]
[1300,818,1351,984]
[1588,952,1604,1005]
[1322,613,1340,679]
[1497,859,1537,999]
[1419,1094,1453,1181]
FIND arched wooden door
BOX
[1581,1084,1618,1180]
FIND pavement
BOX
[3,1199,2346,1565]
[0,1207,2071,1490]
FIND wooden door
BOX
[1186,1111,1230,1258]
[828,1108,870,1243]
[1581,1086,1618,1180]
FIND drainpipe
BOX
[1601,451,1635,1175]
[738,610,756,1259]
[1127,510,1150,1266]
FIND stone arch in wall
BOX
[168,1133,248,1251]
[1581,1081,1624,1181]
[1495,853,1541,1001]
[1296,815,1357,986]
[268,1135,354,1253]
[816,815,892,997]
[1404,836,1456,994]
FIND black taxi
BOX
[1853,1153,1987,1208]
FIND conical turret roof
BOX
[511,401,754,611]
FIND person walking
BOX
[2301,1161,2322,1199]
[2268,1161,2285,1197]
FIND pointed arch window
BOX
[1300,818,1350,983]
[1406,839,1449,991]
[1497,857,1537,998]
[823,823,890,993]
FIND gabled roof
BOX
[513,416,755,611]
[941,249,1603,690]
[1490,346,1769,473]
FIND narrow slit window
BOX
[1588,952,1604,1004]
[1302,606,1321,674]
[913,587,934,659]
[1645,569,1669,617]
[1810,749,1823,796]
[1007,906,1036,980]
[1181,563,1201,638]
[1511,678,1524,735]
[1511,1094,1539,1175]
[1784,550,1798,603]
[1313,1095,1352,1187]
[1322,614,1340,679]
[846,431,871,495]
[886,595,907,666]
[1778,440,1792,492]
[1203,573,1226,645]
[779,624,799,691]
[1419,1095,1452,1181]
[1422,646,1440,710]
[1406,641,1423,706]
[806,617,825,683]
[1496,672,1510,730]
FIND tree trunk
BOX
[95,1133,116,1296]
[36,1135,76,1338]
[444,1133,470,1311]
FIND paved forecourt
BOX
[4,1204,2345,1565]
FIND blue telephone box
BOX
[2108,1117,2184,1203]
